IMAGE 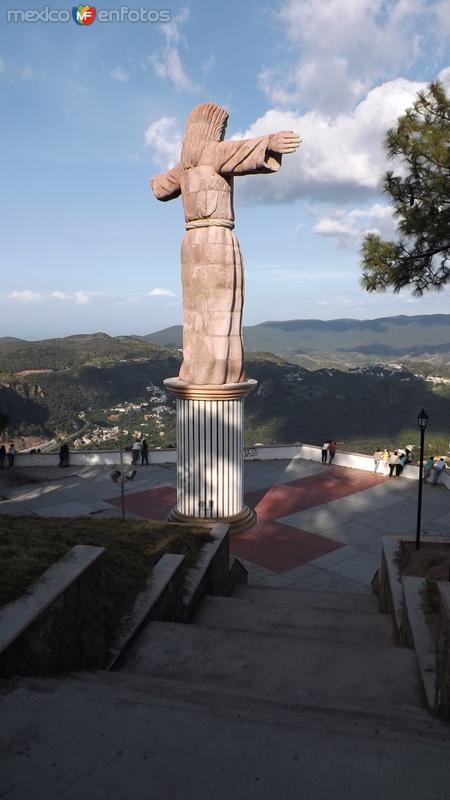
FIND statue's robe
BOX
[152,137,281,385]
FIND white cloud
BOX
[8,289,42,302]
[438,66,450,92]
[151,8,196,93]
[51,290,103,304]
[151,49,194,93]
[74,291,91,305]
[313,203,397,247]
[110,66,128,83]
[260,0,438,112]
[144,117,182,168]
[148,288,175,297]
[234,77,425,204]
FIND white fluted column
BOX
[164,378,257,532]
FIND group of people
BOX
[321,440,337,464]
[0,443,16,468]
[131,439,149,466]
[373,446,448,483]
[424,456,447,485]
[373,447,410,478]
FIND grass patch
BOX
[0,516,211,618]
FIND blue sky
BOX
[1,0,450,339]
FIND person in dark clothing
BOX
[395,453,406,477]
[59,443,69,468]
[321,440,329,464]
[0,444,5,468]
[328,441,337,464]
[8,443,16,468]
[141,439,149,466]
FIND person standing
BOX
[431,458,446,485]
[424,456,435,481]
[395,453,406,478]
[321,440,329,464]
[141,439,149,466]
[8,443,16,468]
[131,439,141,465]
[373,448,383,473]
[388,450,398,477]
[382,447,390,475]
[328,441,337,464]
[0,444,5,469]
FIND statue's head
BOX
[181,103,228,168]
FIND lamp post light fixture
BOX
[416,408,429,550]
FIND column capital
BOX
[164,378,257,401]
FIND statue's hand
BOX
[268,131,301,154]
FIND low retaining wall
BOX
[183,524,230,621]
[436,582,450,716]
[0,526,233,676]
[15,443,426,483]
[378,537,403,633]
[380,537,450,716]
[108,553,186,670]
[0,545,106,676]
[14,448,177,468]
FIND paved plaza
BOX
[1,457,449,591]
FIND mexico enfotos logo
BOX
[7,5,171,23]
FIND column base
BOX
[167,504,257,534]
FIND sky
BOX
[1,0,450,340]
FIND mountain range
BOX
[1,316,450,454]
[144,314,450,366]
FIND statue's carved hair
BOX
[181,103,228,168]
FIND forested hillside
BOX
[0,334,449,456]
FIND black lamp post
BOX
[416,408,429,550]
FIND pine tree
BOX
[361,81,450,295]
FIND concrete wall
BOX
[0,545,106,677]
[436,582,450,716]
[15,442,450,489]
[14,448,177,468]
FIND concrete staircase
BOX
[114,584,426,724]
[4,583,450,800]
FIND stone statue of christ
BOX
[151,103,301,386]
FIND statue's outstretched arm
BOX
[151,163,182,201]
[211,131,300,177]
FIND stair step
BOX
[193,596,396,646]
[4,672,449,800]
[66,670,445,739]
[120,621,423,713]
[234,585,380,613]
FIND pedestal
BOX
[164,378,257,533]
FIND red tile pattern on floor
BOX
[230,521,343,574]
[245,467,386,522]
[105,485,176,519]
[233,468,386,572]
[104,467,386,573]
